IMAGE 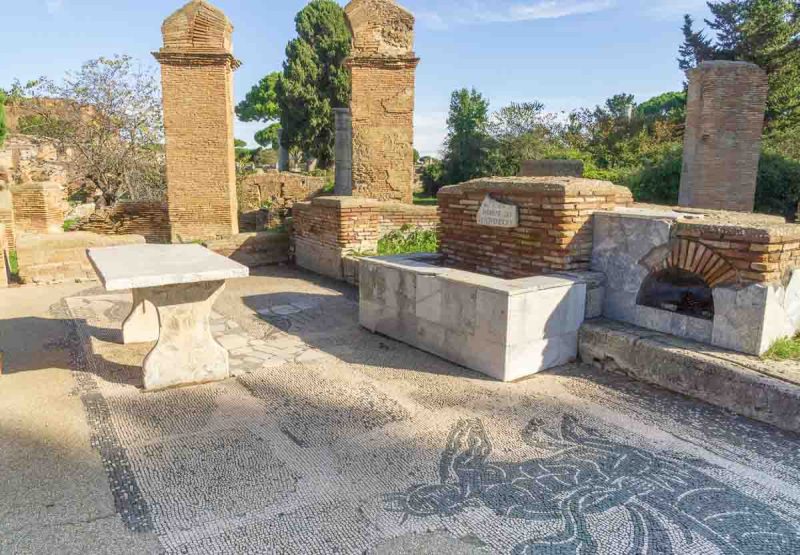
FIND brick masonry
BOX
[11,182,65,234]
[154,0,240,242]
[293,196,438,253]
[345,0,419,203]
[76,202,171,243]
[674,219,800,285]
[238,172,327,212]
[679,61,768,212]
[438,177,633,279]
[205,231,290,268]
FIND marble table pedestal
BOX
[122,280,229,391]
[88,244,249,391]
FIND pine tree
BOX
[678,0,800,137]
[275,0,351,168]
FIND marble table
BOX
[87,244,249,390]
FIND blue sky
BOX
[1,0,711,156]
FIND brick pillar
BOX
[334,108,353,195]
[678,61,768,212]
[154,0,240,242]
[344,0,419,204]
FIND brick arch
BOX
[649,239,739,288]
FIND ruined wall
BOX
[345,0,419,203]
[679,61,768,212]
[154,0,240,242]
[438,177,633,279]
[238,172,327,212]
[76,201,170,243]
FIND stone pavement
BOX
[3,265,800,553]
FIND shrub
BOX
[624,146,682,204]
[754,151,800,220]
[377,225,438,256]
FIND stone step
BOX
[579,318,800,434]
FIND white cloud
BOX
[418,0,615,29]
[46,0,63,14]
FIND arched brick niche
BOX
[644,238,740,288]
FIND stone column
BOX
[334,107,353,195]
[678,61,768,213]
[153,0,241,242]
[344,0,420,204]
[277,128,289,172]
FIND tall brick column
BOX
[678,61,768,213]
[344,0,419,204]
[154,0,240,242]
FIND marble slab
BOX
[88,244,249,291]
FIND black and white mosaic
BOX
[390,416,800,554]
[62,278,800,554]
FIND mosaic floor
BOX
[62,269,800,554]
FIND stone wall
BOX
[11,182,66,234]
[16,231,145,284]
[679,61,768,212]
[345,0,419,203]
[292,196,438,279]
[238,172,327,212]
[76,201,170,243]
[155,0,240,242]
[438,177,633,279]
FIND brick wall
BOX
[679,61,768,212]
[345,0,419,203]
[11,182,65,234]
[292,196,438,279]
[155,0,240,243]
[293,196,438,252]
[675,220,800,285]
[76,201,170,243]
[238,172,327,212]
[205,231,290,268]
[438,177,633,279]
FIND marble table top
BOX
[88,244,249,291]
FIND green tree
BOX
[442,88,494,185]
[236,72,281,148]
[487,101,561,176]
[678,0,800,137]
[276,0,351,168]
[11,55,165,205]
[0,92,6,148]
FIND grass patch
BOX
[413,192,437,206]
[377,225,438,256]
[763,335,800,361]
[63,219,78,232]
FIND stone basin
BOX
[359,254,587,381]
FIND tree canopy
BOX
[442,88,494,185]
[235,72,281,148]
[275,0,351,168]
